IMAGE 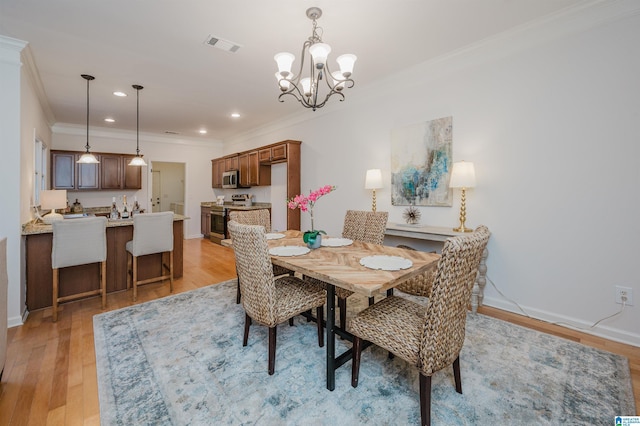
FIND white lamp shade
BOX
[274,52,295,76]
[128,156,147,166]
[336,54,357,77]
[41,189,67,210]
[365,169,383,189]
[76,152,100,164]
[309,43,331,67]
[300,77,312,97]
[450,161,476,188]
[331,71,346,90]
[275,72,291,90]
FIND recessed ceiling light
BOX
[199,129,207,134]
[113,91,127,97]
[104,118,115,123]
[231,113,240,118]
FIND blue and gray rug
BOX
[94,279,635,425]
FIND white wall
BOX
[52,126,223,239]
[225,5,640,345]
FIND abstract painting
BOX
[391,116,453,206]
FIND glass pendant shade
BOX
[77,74,100,164]
[309,43,331,67]
[301,78,312,97]
[77,153,100,164]
[128,156,147,166]
[274,52,295,76]
[128,84,147,166]
[336,54,357,77]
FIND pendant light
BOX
[77,74,100,164]
[128,84,147,166]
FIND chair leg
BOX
[419,373,432,426]
[126,252,132,290]
[52,268,59,322]
[289,318,294,326]
[351,336,362,387]
[100,260,107,309]
[453,356,462,394]
[168,250,174,293]
[132,255,138,302]
[236,280,241,304]
[316,306,324,347]
[243,313,251,346]
[268,326,277,375]
[368,296,375,306]
[338,297,347,330]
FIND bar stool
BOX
[126,211,174,301]
[51,217,107,322]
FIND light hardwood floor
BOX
[0,238,638,424]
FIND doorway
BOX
[149,162,185,214]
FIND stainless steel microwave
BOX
[222,170,238,189]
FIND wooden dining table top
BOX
[265,230,440,297]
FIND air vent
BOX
[164,130,179,135]
[204,35,241,53]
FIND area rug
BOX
[94,279,635,425]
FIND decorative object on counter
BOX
[450,161,476,232]
[128,84,147,166]
[40,190,67,224]
[121,195,130,219]
[364,169,382,212]
[71,199,83,214]
[110,197,119,219]
[132,197,141,215]
[403,205,421,225]
[287,184,336,249]
[77,74,100,164]
[216,195,225,206]
[274,7,356,111]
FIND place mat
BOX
[265,233,286,240]
[360,255,413,271]
[321,237,353,247]
[269,246,310,257]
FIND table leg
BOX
[326,283,336,391]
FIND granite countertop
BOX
[201,201,272,211]
[22,213,188,236]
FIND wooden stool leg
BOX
[126,252,132,290]
[52,268,59,322]
[101,260,107,309]
[132,255,138,302]
[169,250,174,293]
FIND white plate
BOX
[269,246,311,257]
[321,237,353,247]
[360,255,413,271]
[265,233,286,240]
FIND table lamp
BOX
[40,189,67,224]
[365,169,382,212]
[449,161,476,232]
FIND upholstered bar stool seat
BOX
[51,217,107,322]
[126,211,174,301]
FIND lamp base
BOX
[42,212,63,224]
[453,225,474,233]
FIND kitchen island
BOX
[22,214,186,311]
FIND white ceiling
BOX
[0,0,586,141]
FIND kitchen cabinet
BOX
[224,155,238,171]
[51,150,99,190]
[238,151,270,187]
[258,143,287,164]
[212,158,223,188]
[51,150,140,191]
[201,205,211,237]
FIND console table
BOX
[385,223,489,312]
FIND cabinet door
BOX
[51,152,76,189]
[100,154,122,189]
[271,144,287,163]
[225,155,238,171]
[258,148,271,164]
[238,153,249,187]
[248,151,271,186]
[212,158,223,188]
[122,156,142,189]
[76,155,100,190]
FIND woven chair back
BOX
[229,209,272,233]
[418,225,490,375]
[342,210,388,245]
[227,221,278,326]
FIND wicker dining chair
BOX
[306,209,389,329]
[229,209,294,304]
[350,225,490,426]
[228,220,326,375]
[395,245,438,298]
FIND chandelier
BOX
[274,7,356,111]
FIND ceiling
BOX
[0,0,585,141]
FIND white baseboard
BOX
[483,296,640,348]
[7,310,26,328]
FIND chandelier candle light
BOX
[274,7,356,111]
[287,185,336,248]
[128,84,147,166]
[450,161,476,233]
[77,74,100,164]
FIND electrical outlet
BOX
[615,286,633,306]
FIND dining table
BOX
[255,230,441,391]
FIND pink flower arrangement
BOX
[288,185,336,234]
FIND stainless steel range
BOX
[209,205,227,244]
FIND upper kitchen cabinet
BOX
[51,150,141,191]
[211,158,224,188]
[258,143,287,164]
[238,151,271,187]
[224,155,238,172]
